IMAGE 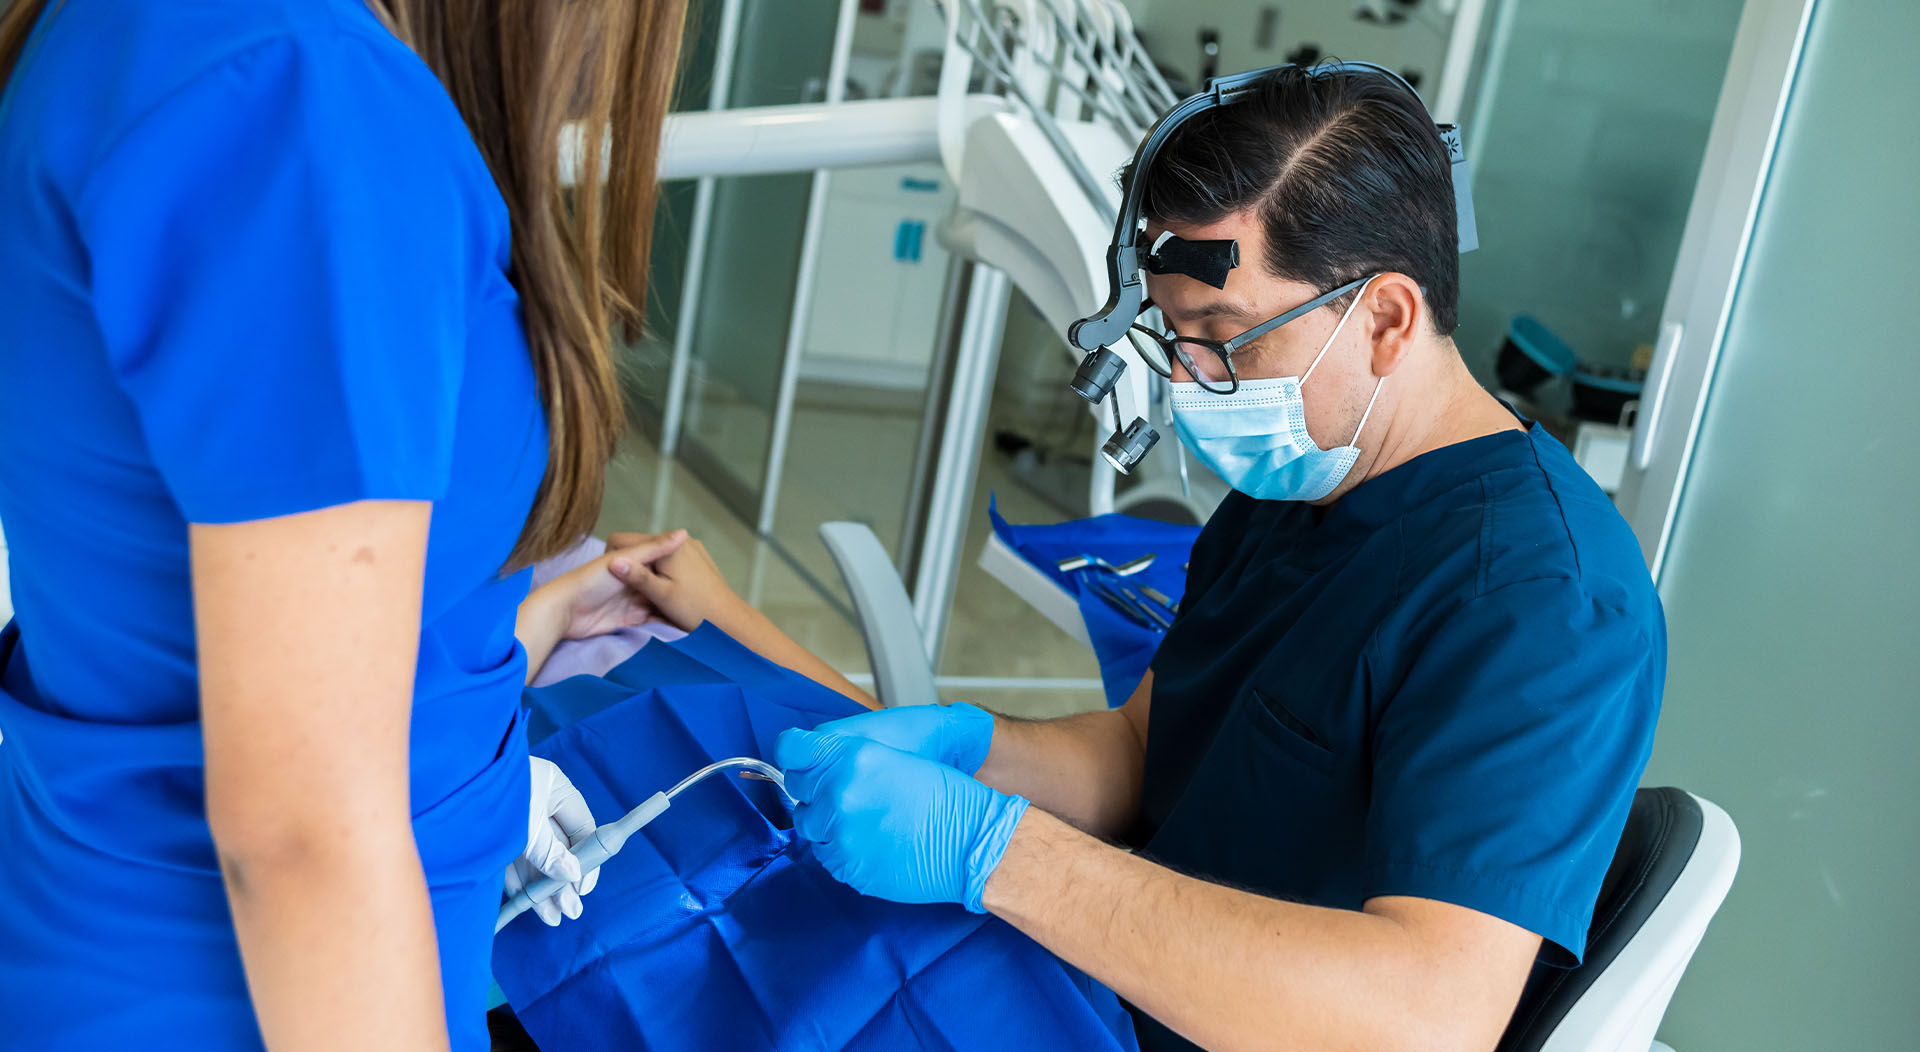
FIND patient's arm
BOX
[608,531,880,710]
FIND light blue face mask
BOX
[1169,279,1385,502]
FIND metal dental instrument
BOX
[1115,584,1173,628]
[496,757,792,933]
[1059,553,1170,629]
[1086,578,1158,629]
[1138,584,1178,614]
[1056,553,1156,575]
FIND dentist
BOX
[774,64,1665,1052]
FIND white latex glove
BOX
[505,757,602,926]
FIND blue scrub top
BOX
[1136,423,1662,1052]
[0,1,545,1047]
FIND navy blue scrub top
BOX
[1136,423,1662,1050]
[0,0,544,1046]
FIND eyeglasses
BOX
[1125,275,1379,394]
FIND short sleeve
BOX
[1363,578,1661,965]
[76,30,482,523]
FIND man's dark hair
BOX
[1134,63,1461,334]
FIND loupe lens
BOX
[1070,348,1127,404]
[1100,417,1159,474]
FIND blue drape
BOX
[495,626,1138,1051]
[988,500,1200,706]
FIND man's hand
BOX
[775,730,1028,912]
[807,703,997,773]
[607,531,745,633]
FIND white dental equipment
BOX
[496,756,793,933]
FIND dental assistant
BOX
[771,66,1665,1051]
[0,0,685,1047]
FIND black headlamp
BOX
[1066,61,1479,467]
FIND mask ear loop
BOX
[1300,275,1379,386]
[1349,374,1387,448]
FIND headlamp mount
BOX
[1065,61,1479,473]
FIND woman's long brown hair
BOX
[0,0,688,568]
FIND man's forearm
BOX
[975,709,1143,840]
[982,809,1516,1052]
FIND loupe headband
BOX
[1067,61,1477,356]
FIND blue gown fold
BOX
[498,625,1138,1052]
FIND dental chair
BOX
[820,524,1740,1052]
[1497,787,1739,1052]
[818,521,939,709]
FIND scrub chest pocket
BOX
[1142,685,1365,908]
[1249,688,1336,776]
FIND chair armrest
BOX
[818,522,938,708]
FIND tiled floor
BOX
[595,399,1109,721]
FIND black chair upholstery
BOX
[1496,787,1705,1052]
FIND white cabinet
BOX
[800,162,955,390]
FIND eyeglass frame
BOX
[1126,273,1381,394]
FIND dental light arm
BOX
[495,757,792,933]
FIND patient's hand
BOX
[535,532,688,641]
[606,530,744,634]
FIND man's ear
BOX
[1363,273,1425,378]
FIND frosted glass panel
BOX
[1457,0,1744,381]
[1645,1,1920,1048]
[677,0,837,509]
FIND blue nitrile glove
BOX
[809,702,996,774]
[775,728,1029,913]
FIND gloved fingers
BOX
[514,856,580,926]
[810,838,857,886]
[526,821,584,885]
[807,703,992,772]
[774,728,854,800]
[545,771,597,846]
[578,863,600,898]
[555,884,584,922]
[810,708,890,739]
[526,756,564,849]
[790,798,839,846]
[531,884,564,926]
[506,857,560,926]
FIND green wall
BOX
[1647,1,1920,1047]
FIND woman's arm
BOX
[194,501,449,1051]
[607,532,879,709]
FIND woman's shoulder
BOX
[20,0,461,197]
